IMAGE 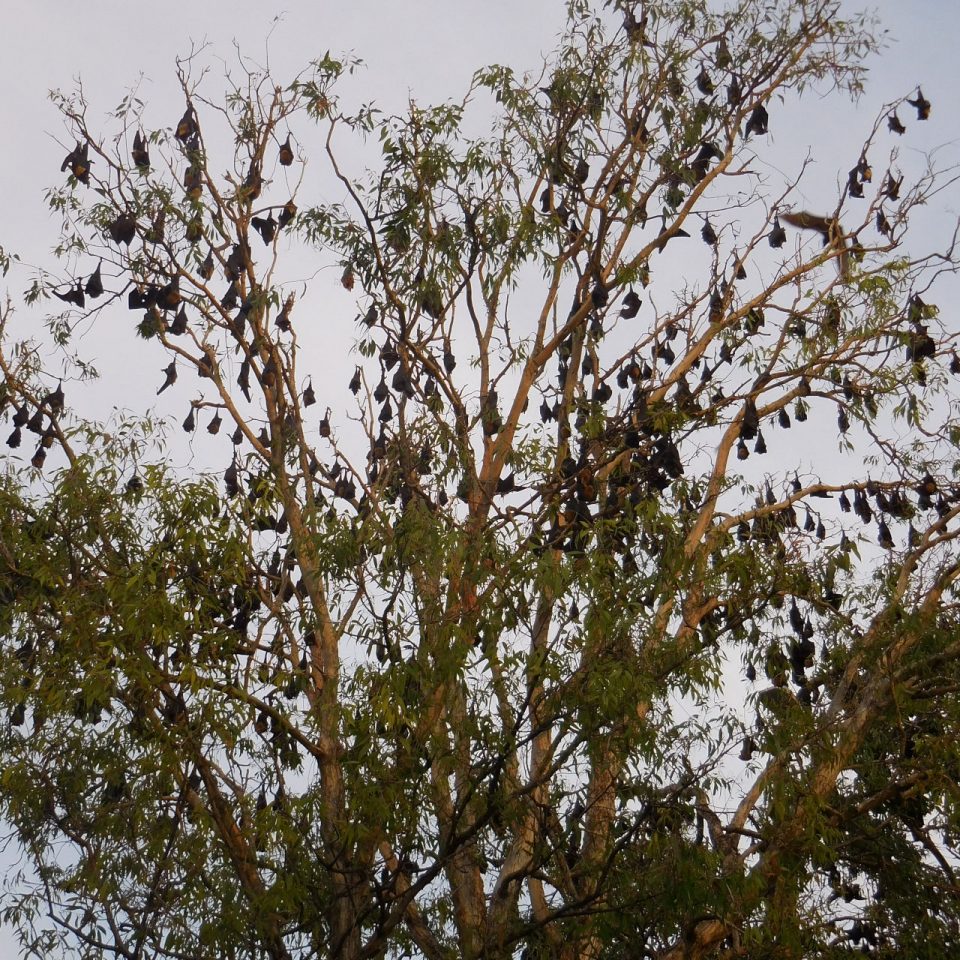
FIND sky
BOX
[0,0,958,954]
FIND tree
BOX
[1,0,959,957]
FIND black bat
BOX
[108,212,136,246]
[85,262,104,298]
[252,214,277,245]
[170,308,188,336]
[278,200,298,229]
[695,65,714,96]
[61,141,91,184]
[768,216,787,248]
[132,130,150,170]
[157,361,177,394]
[279,134,294,166]
[175,105,196,143]
[906,87,931,120]
[53,281,85,309]
[744,103,768,138]
[199,250,215,281]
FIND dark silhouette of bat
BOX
[132,131,150,171]
[887,112,906,135]
[157,361,177,394]
[43,382,64,415]
[620,290,641,320]
[847,168,864,198]
[252,214,277,245]
[175,105,196,143]
[883,172,903,201]
[279,134,294,166]
[54,281,85,309]
[184,163,203,199]
[727,75,742,106]
[906,87,930,120]
[170,307,188,336]
[701,218,718,246]
[237,359,252,402]
[221,281,239,311]
[199,250,215,281]
[696,65,714,96]
[278,200,298,230]
[85,262,104,298]
[275,296,293,332]
[242,163,263,201]
[768,216,787,248]
[744,103,768,138]
[61,142,91,184]
[225,245,246,281]
[158,278,180,311]
[691,141,722,181]
[108,212,136,246]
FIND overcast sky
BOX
[0,0,956,434]
[0,0,957,954]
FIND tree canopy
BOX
[1,1,959,958]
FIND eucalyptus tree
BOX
[1,1,959,958]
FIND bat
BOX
[132,130,150,170]
[108,212,136,246]
[780,211,850,277]
[85,262,104,298]
[768,216,786,248]
[252,214,277,245]
[53,281,85,309]
[175,105,196,143]
[906,87,931,120]
[278,200,298,229]
[744,103,768,138]
[157,361,177,394]
[61,142,92,184]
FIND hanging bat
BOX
[906,87,931,120]
[54,281,85,309]
[744,103,768,138]
[175,105,197,143]
[132,130,150,170]
[157,361,177,394]
[84,262,104,298]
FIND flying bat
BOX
[781,211,850,277]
